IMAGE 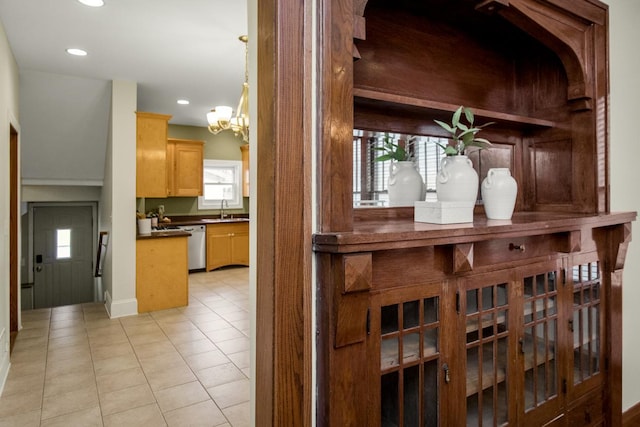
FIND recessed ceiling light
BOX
[66,48,88,56]
[78,0,104,7]
[177,99,190,105]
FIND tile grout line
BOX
[2,268,250,426]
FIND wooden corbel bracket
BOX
[593,222,633,272]
[334,253,372,348]
[353,0,368,59]
[495,0,604,111]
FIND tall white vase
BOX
[388,161,425,207]
[481,168,517,219]
[436,155,479,203]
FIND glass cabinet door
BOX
[570,260,602,388]
[522,271,560,415]
[464,281,510,427]
[378,289,441,427]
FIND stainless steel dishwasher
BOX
[177,225,206,271]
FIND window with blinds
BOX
[353,130,448,207]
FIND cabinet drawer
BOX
[206,222,248,236]
[473,232,577,268]
[566,390,604,426]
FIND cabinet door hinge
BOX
[366,308,370,335]
[562,378,567,394]
[561,269,566,286]
[456,291,460,314]
[568,319,574,332]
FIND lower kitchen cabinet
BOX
[206,222,249,271]
[136,235,188,313]
[314,214,633,426]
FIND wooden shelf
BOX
[381,335,438,371]
[466,340,508,397]
[524,297,557,320]
[523,336,556,372]
[354,87,556,129]
[466,398,508,427]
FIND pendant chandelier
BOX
[206,35,249,143]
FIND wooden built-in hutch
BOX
[313,0,635,425]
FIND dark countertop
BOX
[137,215,249,239]
[136,230,191,240]
[159,215,250,227]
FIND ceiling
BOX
[0,0,249,128]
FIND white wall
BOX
[22,185,101,202]
[19,70,110,183]
[607,0,640,413]
[247,1,257,425]
[0,20,19,393]
[101,80,137,318]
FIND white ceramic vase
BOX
[436,155,479,203]
[481,168,517,220]
[388,161,425,207]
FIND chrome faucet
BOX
[220,199,229,219]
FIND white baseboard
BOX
[104,291,138,318]
[0,328,10,396]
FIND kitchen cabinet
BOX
[136,111,172,198]
[312,0,635,426]
[240,144,249,197]
[136,235,188,312]
[167,138,204,197]
[206,222,249,271]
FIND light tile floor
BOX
[0,267,250,427]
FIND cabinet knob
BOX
[509,243,526,252]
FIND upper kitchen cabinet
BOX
[167,138,204,197]
[136,112,172,198]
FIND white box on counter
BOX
[414,200,475,224]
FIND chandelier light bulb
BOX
[206,35,249,142]
[66,48,88,56]
[78,0,104,7]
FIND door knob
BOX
[35,265,43,272]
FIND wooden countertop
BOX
[313,211,637,253]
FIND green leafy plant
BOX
[374,133,416,162]
[434,106,493,155]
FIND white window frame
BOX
[198,159,243,210]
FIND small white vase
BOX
[436,155,479,203]
[388,161,425,207]
[481,168,517,220]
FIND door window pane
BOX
[56,229,71,259]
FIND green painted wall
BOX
[168,124,245,161]
[138,124,249,217]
